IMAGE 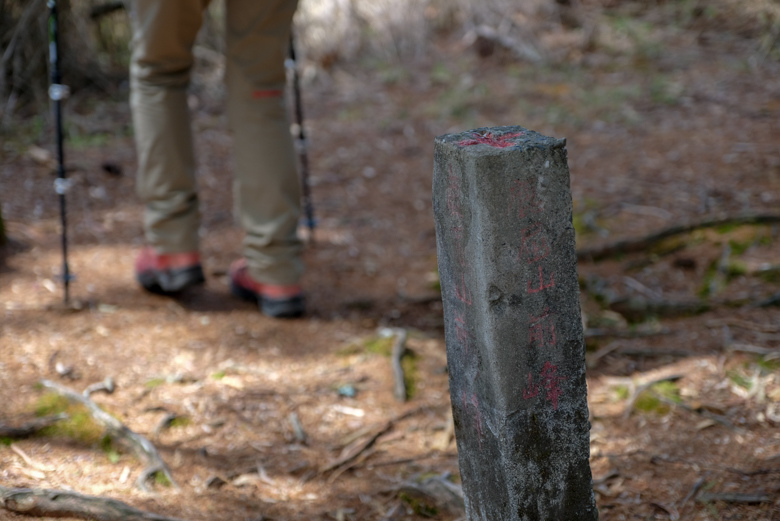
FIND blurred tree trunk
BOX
[0,201,5,245]
[0,0,122,124]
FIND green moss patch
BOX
[634,381,681,415]
[34,393,104,446]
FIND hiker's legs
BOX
[225,0,303,286]
[129,0,209,253]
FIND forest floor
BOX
[2,3,780,520]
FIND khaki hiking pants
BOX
[129,0,303,285]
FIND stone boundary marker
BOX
[433,126,598,520]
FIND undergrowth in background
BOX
[2,0,778,127]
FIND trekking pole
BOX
[287,35,316,244]
[47,0,73,303]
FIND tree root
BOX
[577,212,780,262]
[0,414,67,439]
[0,485,190,521]
[39,379,178,491]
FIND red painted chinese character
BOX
[452,224,464,241]
[519,223,551,263]
[446,167,463,221]
[527,265,555,294]
[455,273,472,305]
[522,372,540,399]
[454,310,471,354]
[528,308,556,348]
[540,361,566,410]
[523,361,567,410]
[509,179,542,220]
[461,390,484,442]
[455,247,469,269]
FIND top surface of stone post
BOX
[432,126,597,521]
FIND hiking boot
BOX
[229,259,304,318]
[135,246,205,295]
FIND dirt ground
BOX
[2,3,780,520]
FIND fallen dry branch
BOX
[39,379,178,491]
[0,414,67,438]
[320,407,425,475]
[390,328,409,402]
[588,343,693,368]
[0,485,190,521]
[584,327,672,339]
[608,296,711,321]
[697,492,772,504]
[320,423,393,475]
[289,411,308,444]
[706,319,780,334]
[655,396,739,432]
[577,212,780,262]
[727,343,780,358]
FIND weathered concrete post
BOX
[433,126,597,520]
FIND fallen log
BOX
[0,485,190,521]
[577,212,780,262]
[0,414,67,439]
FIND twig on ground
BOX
[84,377,115,398]
[609,296,711,321]
[679,477,705,509]
[655,396,740,432]
[0,414,67,438]
[584,327,672,339]
[577,212,780,262]
[592,469,620,486]
[289,411,308,444]
[326,447,378,484]
[588,342,692,368]
[320,424,392,475]
[39,379,178,491]
[152,413,177,440]
[390,329,409,402]
[705,319,780,334]
[697,492,771,504]
[320,407,425,475]
[727,343,780,358]
[10,444,54,472]
[0,485,190,521]
[618,348,694,358]
[650,502,679,520]
[367,450,458,471]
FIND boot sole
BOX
[230,280,305,318]
[137,265,205,295]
